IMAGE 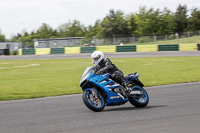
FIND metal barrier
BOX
[158,44,179,51]
[0,49,10,55]
[51,48,65,54]
[22,49,35,55]
[17,44,198,55]
[80,47,96,53]
[116,46,136,52]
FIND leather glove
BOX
[95,71,103,75]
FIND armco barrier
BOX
[96,46,116,53]
[179,44,197,51]
[65,47,80,54]
[18,49,22,55]
[116,45,136,52]
[81,47,96,53]
[51,48,65,54]
[158,44,179,51]
[22,49,35,55]
[18,44,198,55]
[137,45,158,52]
[35,48,50,55]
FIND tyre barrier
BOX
[65,47,80,54]
[96,46,116,53]
[51,48,65,54]
[17,44,199,55]
[116,45,136,52]
[137,45,158,52]
[35,48,50,55]
[81,47,96,53]
[179,43,197,51]
[158,44,179,51]
[22,49,35,55]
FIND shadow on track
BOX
[104,105,168,112]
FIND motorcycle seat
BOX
[124,73,135,81]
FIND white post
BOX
[112,35,116,45]
[154,34,157,44]
[131,34,135,44]
[165,34,167,40]
[175,33,179,44]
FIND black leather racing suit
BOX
[94,58,127,89]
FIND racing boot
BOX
[119,86,129,98]
[120,79,132,98]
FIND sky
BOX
[0,0,199,39]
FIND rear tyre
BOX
[82,90,105,112]
[129,85,149,108]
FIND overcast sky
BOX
[0,0,199,39]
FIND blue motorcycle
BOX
[80,66,149,112]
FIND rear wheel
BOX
[82,90,105,112]
[129,85,149,108]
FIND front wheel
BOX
[82,90,105,112]
[129,85,149,108]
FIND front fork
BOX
[91,87,98,99]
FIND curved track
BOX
[0,82,200,133]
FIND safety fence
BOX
[18,43,199,55]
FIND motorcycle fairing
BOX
[82,73,129,105]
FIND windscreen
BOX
[79,66,94,85]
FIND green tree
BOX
[134,6,163,35]
[0,30,6,42]
[36,23,55,39]
[57,20,86,37]
[187,8,200,31]
[158,7,177,34]
[10,33,22,42]
[84,20,102,38]
[101,9,131,37]
[175,5,188,32]
[126,13,137,34]
[0,34,6,42]
[133,6,177,35]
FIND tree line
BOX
[0,4,200,46]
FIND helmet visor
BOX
[92,57,99,64]
[93,57,98,61]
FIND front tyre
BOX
[82,90,105,112]
[129,85,149,108]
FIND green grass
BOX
[125,36,200,45]
[0,57,200,101]
[156,36,200,44]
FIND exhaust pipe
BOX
[130,91,141,95]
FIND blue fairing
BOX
[80,67,130,105]
[88,73,128,105]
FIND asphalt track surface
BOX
[0,51,200,60]
[0,82,200,133]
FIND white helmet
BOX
[91,51,104,65]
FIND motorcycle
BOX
[80,66,149,112]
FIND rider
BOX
[91,51,131,97]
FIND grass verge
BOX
[125,36,200,45]
[0,56,200,101]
